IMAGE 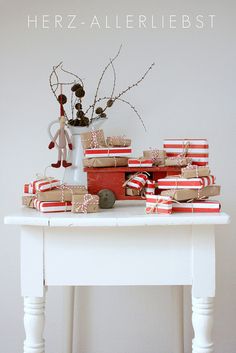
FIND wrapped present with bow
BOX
[146,195,173,215]
[22,195,36,208]
[157,175,215,190]
[24,177,61,194]
[143,149,166,166]
[72,194,99,213]
[181,165,210,179]
[34,199,72,213]
[172,200,221,213]
[80,129,106,149]
[163,138,209,166]
[164,156,192,167]
[106,136,131,147]
[128,158,153,168]
[36,185,87,202]
[84,147,132,158]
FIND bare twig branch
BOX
[110,58,116,99]
[90,45,122,120]
[116,98,147,131]
[60,66,84,88]
[113,62,155,103]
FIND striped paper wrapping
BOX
[158,175,215,190]
[34,200,72,213]
[172,200,221,213]
[84,147,132,158]
[24,178,61,194]
[145,180,156,195]
[128,158,153,168]
[146,195,173,214]
[163,139,209,166]
[24,183,36,194]
[126,173,149,190]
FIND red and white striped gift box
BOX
[24,178,61,194]
[24,183,36,194]
[158,175,215,190]
[146,195,173,214]
[163,139,209,166]
[145,180,156,195]
[34,200,72,213]
[126,173,149,190]
[84,147,132,158]
[172,200,221,213]
[128,158,153,167]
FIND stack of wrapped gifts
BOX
[146,138,221,214]
[22,177,99,213]
[82,129,132,168]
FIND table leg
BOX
[62,286,75,353]
[192,296,214,353]
[24,296,45,353]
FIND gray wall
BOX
[1,0,235,352]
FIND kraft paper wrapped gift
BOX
[80,129,106,149]
[125,188,141,196]
[106,136,131,147]
[84,147,132,158]
[163,138,209,166]
[72,194,99,213]
[143,149,166,165]
[34,200,72,213]
[22,195,36,208]
[181,165,210,179]
[36,185,87,202]
[83,157,128,168]
[164,156,192,167]
[172,200,221,213]
[158,175,215,190]
[161,185,221,201]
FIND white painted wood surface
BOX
[4,204,230,353]
[4,202,230,227]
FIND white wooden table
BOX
[4,202,230,353]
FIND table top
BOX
[4,201,230,227]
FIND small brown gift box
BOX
[106,136,131,147]
[22,195,36,208]
[36,185,87,202]
[161,185,221,202]
[181,166,210,179]
[143,150,166,166]
[83,157,128,168]
[126,188,141,196]
[72,194,99,213]
[165,156,192,167]
[80,129,106,149]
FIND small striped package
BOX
[84,147,132,158]
[146,195,173,215]
[125,173,149,190]
[158,175,215,190]
[24,178,61,194]
[145,180,156,195]
[163,139,209,166]
[128,158,153,168]
[172,200,221,213]
[34,200,72,213]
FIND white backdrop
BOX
[0,0,235,352]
